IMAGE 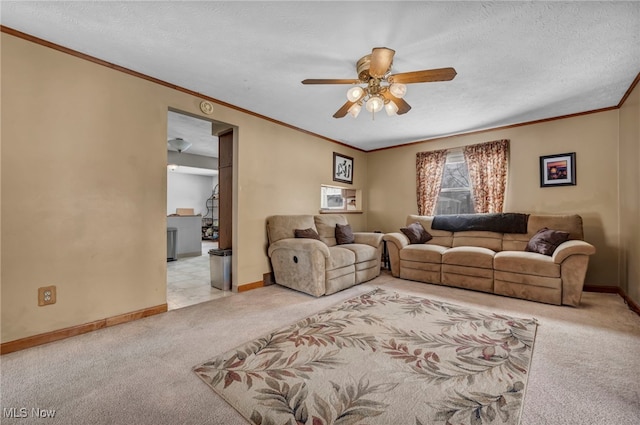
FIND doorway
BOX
[165,109,234,310]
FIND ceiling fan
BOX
[302,47,456,119]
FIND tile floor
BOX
[166,240,235,310]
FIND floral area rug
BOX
[194,288,537,425]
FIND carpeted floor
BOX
[1,272,639,424]
[195,288,538,425]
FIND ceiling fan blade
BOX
[333,100,356,118]
[302,79,361,85]
[381,91,412,115]
[369,47,395,78]
[394,97,412,115]
[388,67,457,84]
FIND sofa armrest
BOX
[552,240,595,307]
[382,233,410,277]
[268,238,330,258]
[552,240,596,264]
[383,232,409,250]
[353,232,384,248]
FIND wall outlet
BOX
[38,286,56,306]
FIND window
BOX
[435,150,474,215]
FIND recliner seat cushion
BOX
[338,243,378,263]
[442,246,495,269]
[400,244,447,263]
[327,246,356,270]
[494,251,560,277]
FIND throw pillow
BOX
[294,228,321,241]
[525,227,570,256]
[335,223,355,245]
[400,222,433,244]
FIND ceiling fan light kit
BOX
[346,86,365,102]
[365,96,384,113]
[348,103,362,118]
[389,82,407,98]
[385,101,399,116]
[302,47,456,120]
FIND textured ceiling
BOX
[2,1,639,152]
[167,111,218,157]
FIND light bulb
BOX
[385,101,398,116]
[389,83,407,98]
[365,96,384,113]
[346,86,364,102]
[348,103,362,118]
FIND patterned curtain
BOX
[416,149,448,215]
[463,139,509,213]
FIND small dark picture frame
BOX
[333,152,354,184]
[540,152,576,187]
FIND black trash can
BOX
[209,249,232,290]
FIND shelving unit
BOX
[202,185,219,240]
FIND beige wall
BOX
[619,81,640,304]
[0,34,367,343]
[368,111,620,287]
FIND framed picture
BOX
[540,152,576,187]
[333,152,353,184]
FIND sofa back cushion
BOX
[406,215,453,247]
[266,215,317,244]
[452,231,503,251]
[528,215,584,239]
[503,214,584,251]
[314,215,348,247]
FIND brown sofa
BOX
[383,214,596,306]
[266,214,383,296]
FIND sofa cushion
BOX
[314,215,348,246]
[452,231,503,251]
[502,233,530,252]
[400,244,447,263]
[327,246,356,270]
[338,243,378,263]
[267,215,316,244]
[527,215,583,240]
[400,222,432,244]
[294,228,322,241]
[336,223,355,245]
[526,228,570,256]
[442,246,495,269]
[494,251,560,277]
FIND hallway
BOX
[166,241,235,310]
